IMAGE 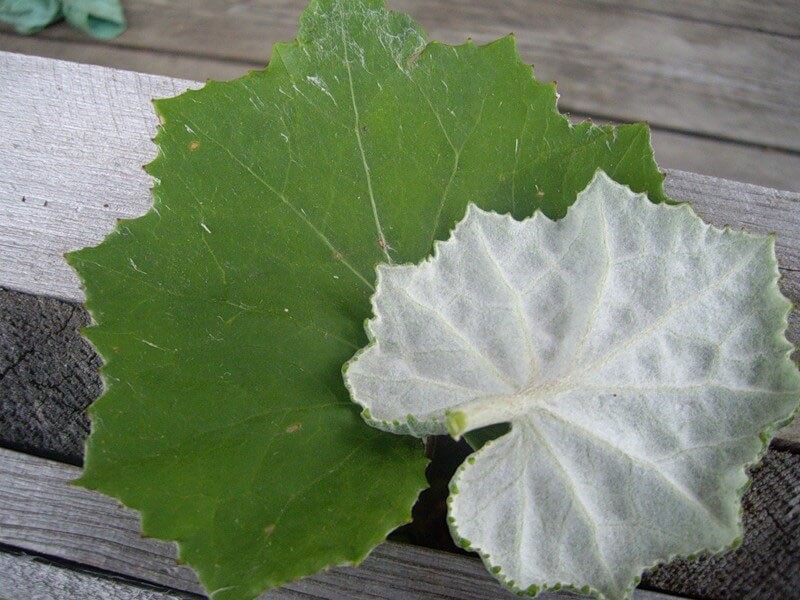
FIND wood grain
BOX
[0,52,200,302]
[0,550,188,600]
[591,0,800,37]
[0,447,681,599]
[643,448,800,599]
[2,0,797,153]
[0,287,99,466]
[648,129,800,195]
[3,23,799,192]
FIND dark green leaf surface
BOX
[68,1,668,598]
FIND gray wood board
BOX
[1,0,797,152]
[643,448,800,599]
[0,287,98,466]
[649,129,800,195]
[2,444,796,599]
[0,447,681,599]
[0,52,201,303]
[590,0,800,37]
[0,550,190,600]
[2,34,798,193]
[0,32,251,84]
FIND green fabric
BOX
[0,0,61,34]
[62,0,124,40]
[0,0,125,39]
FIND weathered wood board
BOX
[591,0,800,36]
[0,287,98,464]
[0,35,796,193]
[2,444,797,598]
[3,0,798,151]
[1,0,799,192]
[0,447,654,599]
[0,551,187,600]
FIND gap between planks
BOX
[0,549,193,600]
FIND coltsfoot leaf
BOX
[68,0,673,597]
[344,172,800,599]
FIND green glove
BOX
[0,0,125,39]
[0,0,61,34]
[62,0,125,40]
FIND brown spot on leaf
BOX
[286,423,302,434]
[264,524,275,537]
[188,140,200,151]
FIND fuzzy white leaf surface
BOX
[344,171,800,599]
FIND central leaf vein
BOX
[341,20,391,263]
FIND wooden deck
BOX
[1,2,800,598]
[0,0,798,193]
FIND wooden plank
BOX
[649,129,800,194]
[0,31,255,83]
[2,444,796,599]
[0,550,187,600]
[1,51,797,302]
[0,52,200,302]
[2,42,796,196]
[1,0,797,151]
[0,287,98,466]
[592,1,800,37]
[0,447,683,599]
[4,33,799,193]
[643,446,800,599]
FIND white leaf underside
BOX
[344,171,800,599]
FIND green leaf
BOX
[68,0,670,597]
[344,172,800,599]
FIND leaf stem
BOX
[446,392,531,439]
